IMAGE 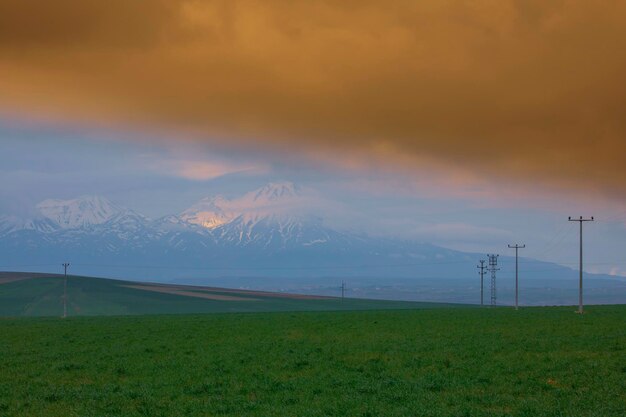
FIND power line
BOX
[508,244,525,310]
[539,228,574,258]
[568,216,594,314]
[63,260,474,271]
[4,261,625,276]
[525,222,568,259]
[4,256,620,270]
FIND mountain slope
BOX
[180,181,308,232]
[180,196,235,229]
[37,195,122,229]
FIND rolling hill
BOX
[0,272,460,317]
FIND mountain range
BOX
[0,182,463,273]
[1,182,624,305]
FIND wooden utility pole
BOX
[477,260,486,306]
[508,244,525,310]
[62,262,70,318]
[568,216,594,314]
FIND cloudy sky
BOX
[1,0,625,275]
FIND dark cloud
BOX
[1,0,625,199]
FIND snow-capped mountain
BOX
[0,196,118,234]
[0,215,23,235]
[180,181,307,231]
[0,182,327,248]
[180,196,236,229]
[0,182,455,271]
[243,181,302,205]
[37,195,122,229]
[177,181,329,249]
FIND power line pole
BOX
[508,244,525,310]
[341,280,345,301]
[487,254,499,307]
[477,260,486,306]
[568,216,594,314]
[62,262,70,318]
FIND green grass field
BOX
[0,305,624,416]
[0,273,460,317]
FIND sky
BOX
[0,1,625,275]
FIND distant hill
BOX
[0,272,459,317]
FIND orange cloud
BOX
[174,161,265,181]
[141,155,267,181]
[1,1,625,199]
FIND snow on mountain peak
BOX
[249,181,300,203]
[181,182,309,230]
[180,195,236,229]
[197,195,230,208]
[36,195,122,229]
[0,215,22,235]
[3,183,320,242]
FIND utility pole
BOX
[508,244,525,310]
[477,260,486,306]
[62,262,70,318]
[341,280,345,301]
[568,216,594,314]
[487,254,499,307]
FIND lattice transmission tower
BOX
[487,254,499,307]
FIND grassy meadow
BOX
[0,305,624,416]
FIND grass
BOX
[0,275,460,317]
[0,305,624,416]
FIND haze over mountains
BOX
[0,182,460,272]
[1,182,624,305]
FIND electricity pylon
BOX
[487,254,499,307]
